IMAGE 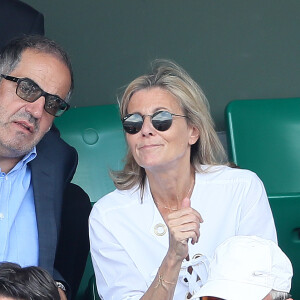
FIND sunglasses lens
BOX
[17,79,41,102]
[45,95,67,117]
[123,113,143,134]
[152,111,172,131]
[15,78,68,117]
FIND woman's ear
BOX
[189,126,200,145]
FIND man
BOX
[0,3,91,298]
[0,35,77,300]
[193,236,293,300]
[0,262,60,300]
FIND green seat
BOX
[55,104,126,203]
[85,275,100,300]
[225,98,300,195]
[225,98,300,298]
[55,104,127,300]
[269,193,300,299]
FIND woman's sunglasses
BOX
[122,110,187,134]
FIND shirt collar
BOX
[2,147,37,175]
[22,146,37,165]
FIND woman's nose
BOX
[140,115,155,136]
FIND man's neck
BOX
[0,156,22,174]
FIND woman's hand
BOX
[140,198,202,300]
[166,197,203,261]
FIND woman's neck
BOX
[147,166,195,211]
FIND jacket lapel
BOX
[30,153,57,275]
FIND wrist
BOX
[161,252,183,279]
[166,249,186,266]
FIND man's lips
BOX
[14,120,35,133]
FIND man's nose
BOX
[24,97,45,119]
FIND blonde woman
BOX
[89,60,277,300]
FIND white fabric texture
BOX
[89,165,277,300]
[192,235,293,300]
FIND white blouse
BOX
[89,165,277,300]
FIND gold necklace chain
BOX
[154,177,195,212]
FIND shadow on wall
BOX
[25,0,300,131]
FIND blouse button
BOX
[154,223,167,236]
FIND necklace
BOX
[154,177,195,212]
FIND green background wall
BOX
[24,0,300,131]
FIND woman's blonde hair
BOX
[111,59,228,191]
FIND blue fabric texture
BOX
[0,147,39,267]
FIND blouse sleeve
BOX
[237,171,277,243]
[89,205,148,300]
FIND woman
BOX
[89,60,277,300]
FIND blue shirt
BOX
[0,147,39,267]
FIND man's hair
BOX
[0,34,74,102]
[0,262,60,300]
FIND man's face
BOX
[0,49,71,159]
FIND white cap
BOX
[192,236,293,300]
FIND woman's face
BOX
[125,87,199,173]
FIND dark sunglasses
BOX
[1,74,70,117]
[122,110,187,134]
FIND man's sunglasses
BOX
[1,74,70,117]
[122,110,187,134]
